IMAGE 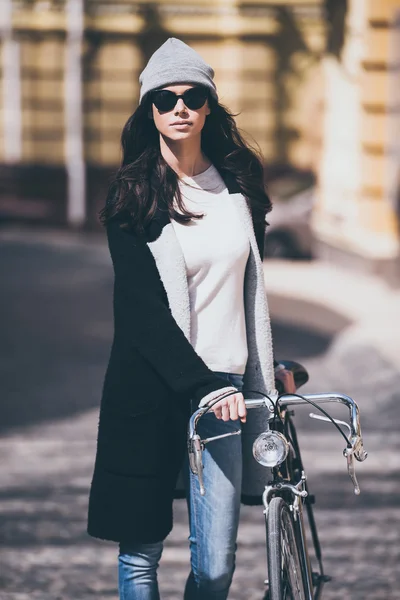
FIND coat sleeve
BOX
[107,218,232,405]
[254,215,279,370]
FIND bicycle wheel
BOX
[266,497,307,600]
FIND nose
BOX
[174,98,188,114]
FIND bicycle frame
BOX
[188,391,368,599]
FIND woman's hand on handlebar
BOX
[208,392,247,423]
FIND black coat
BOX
[87,175,276,544]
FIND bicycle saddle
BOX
[275,359,309,392]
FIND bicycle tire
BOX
[266,497,307,600]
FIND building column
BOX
[65,0,85,227]
[314,0,400,270]
[386,7,400,218]
[0,0,22,163]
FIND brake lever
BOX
[309,412,352,436]
[202,430,241,445]
[188,435,206,496]
[189,430,241,497]
[343,447,360,495]
[309,412,362,495]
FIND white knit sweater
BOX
[171,165,250,391]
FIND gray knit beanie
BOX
[139,37,218,103]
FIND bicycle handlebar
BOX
[188,391,368,496]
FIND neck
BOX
[159,134,211,178]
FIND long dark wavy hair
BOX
[99,92,272,233]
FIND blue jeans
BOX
[118,371,244,600]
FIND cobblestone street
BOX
[1,226,399,600]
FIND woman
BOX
[87,37,295,600]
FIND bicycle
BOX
[188,360,368,600]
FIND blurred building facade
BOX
[315,0,400,279]
[0,0,399,276]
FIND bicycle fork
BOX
[263,474,314,600]
[262,474,331,600]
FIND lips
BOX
[170,121,192,126]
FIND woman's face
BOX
[151,84,211,142]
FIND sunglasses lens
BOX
[184,87,208,109]
[152,90,176,112]
[152,87,209,112]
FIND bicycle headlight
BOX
[252,431,289,467]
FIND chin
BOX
[165,130,197,142]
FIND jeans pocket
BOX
[213,371,244,391]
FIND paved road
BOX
[1,226,399,600]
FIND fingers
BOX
[213,404,222,420]
[222,404,230,421]
[210,393,247,422]
[229,399,239,422]
[211,398,230,421]
[237,395,247,423]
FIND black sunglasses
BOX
[151,87,209,112]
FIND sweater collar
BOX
[145,168,243,242]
